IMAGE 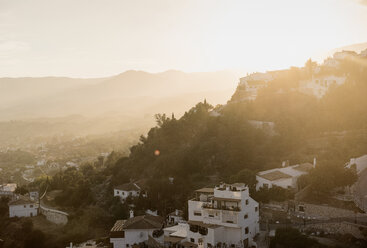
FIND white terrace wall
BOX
[40,205,68,225]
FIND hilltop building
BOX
[256,161,315,191]
[360,48,367,58]
[8,196,38,218]
[238,72,273,100]
[110,211,165,248]
[0,183,17,197]
[299,75,346,98]
[345,155,367,175]
[114,181,147,202]
[164,183,260,248]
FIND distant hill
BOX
[0,70,238,121]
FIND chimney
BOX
[129,210,134,218]
[313,157,317,168]
[175,209,179,216]
[282,161,286,167]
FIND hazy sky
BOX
[1,0,367,77]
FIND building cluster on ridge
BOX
[237,49,367,101]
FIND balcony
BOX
[202,203,241,212]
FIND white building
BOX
[163,223,188,245]
[256,162,314,191]
[37,159,46,166]
[29,190,39,201]
[0,183,17,197]
[110,212,165,248]
[114,182,147,201]
[323,57,340,68]
[239,72,273,100]
[360,49,367,58]
[345,155,367,175]
[9,196,38,218]
[165,183,260,248]
[333,50,357,60]
[167,209,185,226]
[66,161,79,168]
[299,75,346,98]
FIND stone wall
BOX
[296,203,365,219]
[303,222,366,239]
[40,205,68,225]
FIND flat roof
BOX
[212,197,241,202]
[164,236,184,243]
[258,170,292,181]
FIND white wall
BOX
[299,76,346,98]
[9,204,38,218]
[256,175,295,190]
[187,186,259,248]
[114,189,140,201]
[110,229,162,248]
[188,200,204,222]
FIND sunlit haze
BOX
[1,0,367,77]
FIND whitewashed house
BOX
[256,161,314,191]
[345,155,367,175]
[323,57,340,68]
[163,223,188,245]
[9,196,38,218]
[114,182,147,201]
[333,50,357,60]
[239,72,273,100]
[110,211,165,248]
[0,183,17,197]
[29,190,39,201]
[299,75,346,98]
[37,159,46,166]
[360,49,367,58]
[165,183,260,248]
[167,209,185,226]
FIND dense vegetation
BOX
[1,56,366,247]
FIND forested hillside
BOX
[2,56,366,248]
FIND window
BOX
[299,205,305,212]
[245,227,249,234]
[245,199,249,205]
[194,211,202,216]
[198,238,203,245]
[24,205,26,208]
[209,214,214,217]
[263,183,269,189]
[30,205,33,208]
[126,245,129,248]
[255,207,258,212]
[116,191,119,194]
[122,192,125,195]
[244,214,248,219]
[190,238,195,243]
